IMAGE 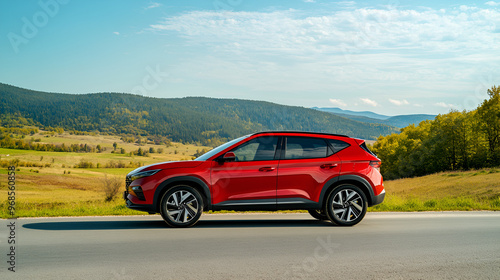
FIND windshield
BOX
[194,135,249,161]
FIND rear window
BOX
[360,142,377,157]
[327,139,350,154]
[285,137,328,159]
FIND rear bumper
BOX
[371,189,385,206]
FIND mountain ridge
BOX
[313,107,436,128]
[0,83,399,145]
[312,107,391,120]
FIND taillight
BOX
[369,160,381,171]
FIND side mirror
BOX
[222,152,236,162]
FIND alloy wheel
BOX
[330,188,364,223]
[166,190,200,224]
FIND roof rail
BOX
[251,131,349,138]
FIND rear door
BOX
[276,136,341,205]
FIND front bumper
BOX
[125,192,157,213]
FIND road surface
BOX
[1,212,499,279]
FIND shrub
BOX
[74,159,93,168]
[102,175,123,202]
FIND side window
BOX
[230,136,279,161]
[284,137,328,159]
[328,139,350,154]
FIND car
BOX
[124,131,385,227]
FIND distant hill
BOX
[384,114,437,128]
[0,83,399,145]
[313,107,436,128]
[312,107,390,120]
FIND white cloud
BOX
[389,98,409,106]
[435,102,457,108]
[145,2,161,10]
[459,5,478,11]
[360,98,378,107]
[485,1,500,6]
[337,1,356,7]
[147,7,500,112]
[113,32,120,35]
[150,8,500,55]
[329,98,347,107]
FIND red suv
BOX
[124,131,385,227]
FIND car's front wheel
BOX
[325,185,367,226]
[160,185,203,228]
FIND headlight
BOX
[129,169,161,182]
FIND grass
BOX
[0,131,499,218]
[0,131,212,218]
[0,199,141,218]
[370,168,500,212]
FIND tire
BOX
[160,185,203,228]
[325,184,367,226]
[308,209,329,220]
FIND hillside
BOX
[373,168,500,211]
[313,107,436,128]
[0,83,398,145]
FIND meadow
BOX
[0,132,499,218]
[0,131,211,218]
[372,169,500,211]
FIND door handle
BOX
[320,163,338,169]
[259,167,276,172]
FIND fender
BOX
[318,175,375,208]
[153,176,212,212]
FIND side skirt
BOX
[212,198,321,211]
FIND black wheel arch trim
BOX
[153,176,212,212]
[318,175,376,208]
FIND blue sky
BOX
[1,0,499,115]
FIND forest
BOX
[0,83,397,147]
[372,86,500,179]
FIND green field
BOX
[372,169,500,211]
[0,131,212,218]
[1,132,499,218]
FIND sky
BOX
[1,0,499,115]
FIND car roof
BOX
[250,131,349,138]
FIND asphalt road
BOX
[1,212,500,279]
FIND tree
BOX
[372,106,490,179]
[477,85,500,162]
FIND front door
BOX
[211,136,280,209]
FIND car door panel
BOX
[211,160,279,204]
[277,155,341,202]
[210,136,280,206]
[277,136,341,203]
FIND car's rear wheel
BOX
[326,185,367,226]
[308,209,328,220]
[160,185,203,228]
